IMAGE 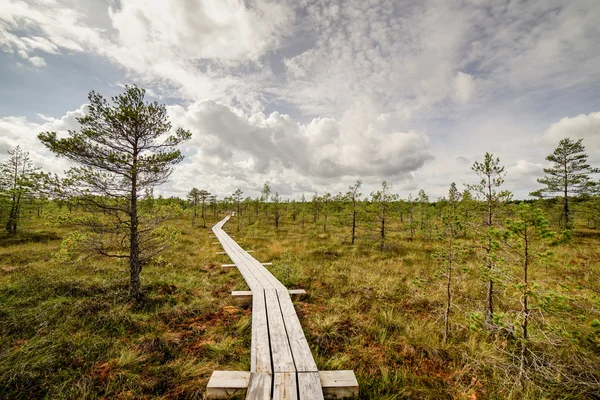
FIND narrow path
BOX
[212,216,324,399]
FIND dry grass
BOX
[0,207,599,399]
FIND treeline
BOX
[195,138,599,245]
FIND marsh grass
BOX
[1,212,599,399]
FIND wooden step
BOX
[319,370,359,398]
[231,289,307,305]
[206,370,250,399]
[206,370,358,399]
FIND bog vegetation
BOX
[1,87,599,399]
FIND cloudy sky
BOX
[1,0,599,200]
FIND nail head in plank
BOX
[206,370,250,399]
[319,370,359,398]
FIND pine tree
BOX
[435,182,464,343]
[494,205,555,387]
[531,138,599,229]
[371,181,399,250]
[467,152,512,326]
[0,146,41,234]
[345,180,362,244]
[39,85,191,299]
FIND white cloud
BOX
[541,111,600,144]
[28,55,46,67]
[0,104,90,174]
[508,160,544,178]
[108,0,292,63]
[0,0,104,64]
[538,111,600,166]
[168,99,433,193]
[454,72,476,104]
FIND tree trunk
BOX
[380,211,385,250]
[6,191,20,235]
[351,208,356,245]
[486,176,495,326]
[129,154,141,300]
[519,228,530,387]
[444,241,452,344]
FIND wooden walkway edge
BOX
[206,216,358,399]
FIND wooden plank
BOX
[206,370,250,399]
[232,290,253,306]
[273,372,298,400]
[277,290,318,372]
[298,372,324,400]
[232,289,306,306]
[246,373,271,400]
[288,289,307,297]
[216,251,227,255]
[261,262,273,266]
[251,290,271,374]
[319,370,359,398]
[222,264,237,269]
[265,289,296,373]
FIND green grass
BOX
[1,212,599,399]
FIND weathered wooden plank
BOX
[232,289,307,306]
[277,290,318,372]
[319,370,358,398]
[251,290,272,374]
[298,372,325,400]
[273,372,298,400]
[206,370,250,399]
[246,373,271,400]
[288,289,307,297]
[265,289,296,373]
[232,290,253,306]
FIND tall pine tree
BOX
[531,138,599,228]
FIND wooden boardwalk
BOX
[206,216,357,399]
